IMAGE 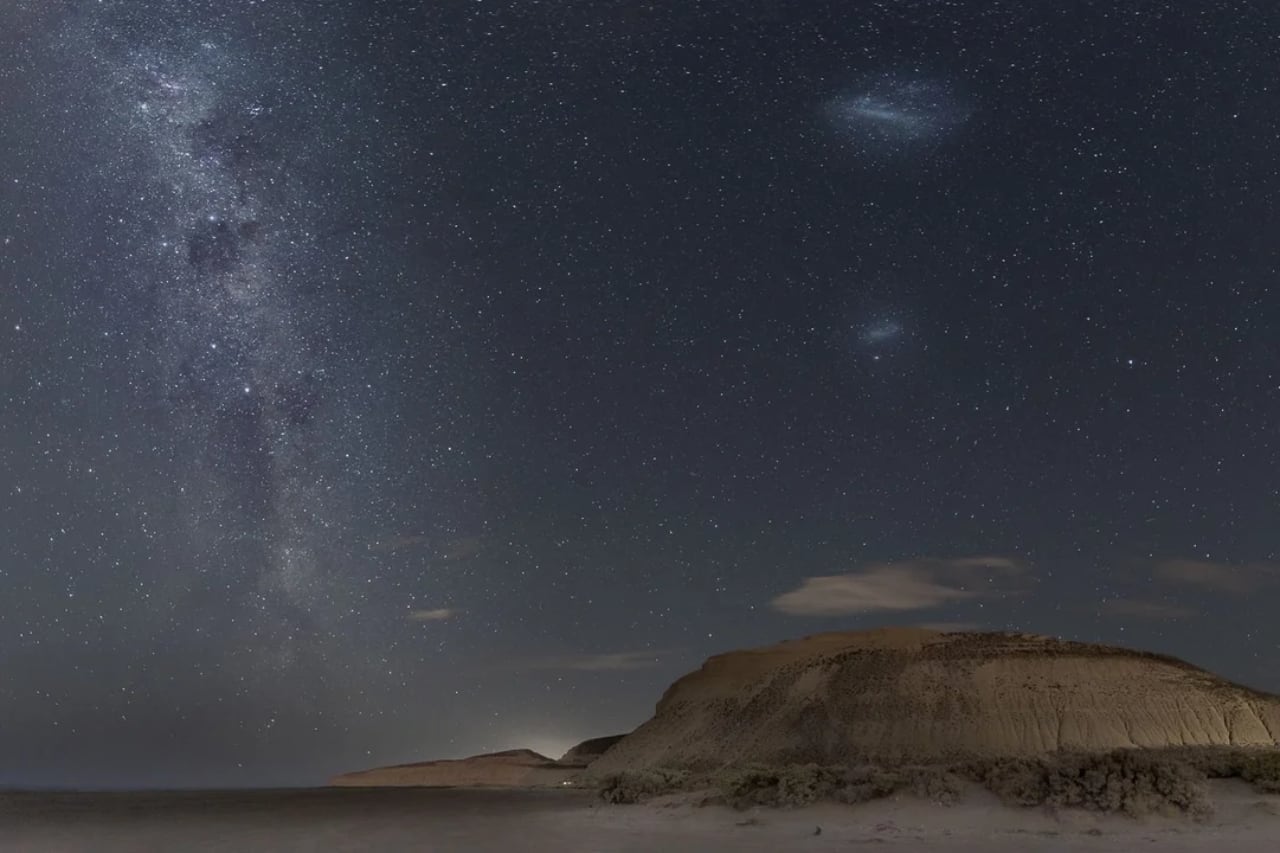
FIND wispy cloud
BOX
[369,534,430,554]
[949,556,1019,571]
[1154,559,1279,595]
[915,621,986,633]
[438,537,483,561]
[407,608,457,622]
[771,556,1023,616]
[369,535,483,560]
[531,651,664,672]
[1100,598,1194,620]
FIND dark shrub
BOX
[716,764,885,809]
[713,763,940,808]
[907,765,965,805]
[597,768,689,804]
[833,765,906,804]
[976,750,1211,818]
[775,764,843,806]
[975,758,1049,806]
[1241,751,1280,794]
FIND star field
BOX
[1,0,1279,787]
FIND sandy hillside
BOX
[329,748,576,787]
[590,627,1280,774]
[558,734,626,766]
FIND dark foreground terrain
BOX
[0,788,593,852]
[3,783,1280,852]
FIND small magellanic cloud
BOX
[859,318,903,344]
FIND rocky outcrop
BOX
[330,749,577,788]
[589,627,1280,774]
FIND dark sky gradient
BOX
[2,0,1278,788]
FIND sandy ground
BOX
[2,781,1279,852]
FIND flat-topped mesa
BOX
[330,748,576,788]
[589,627,1280,775]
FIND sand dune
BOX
[590,627,1280,774]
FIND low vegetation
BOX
[1153,745,1280,793]
[597,768,690,804]
[964,750,1212,818]
[593,747,1280,816]
[1241,751,1280,793]
[710,763,963,809]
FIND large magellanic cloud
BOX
[823,74,972,156]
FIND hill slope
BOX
[559,734,626,766]
[590,627,1280,774]
[330,749,575,788]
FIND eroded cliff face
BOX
[590,628,1280,774]
[330,749,576,788]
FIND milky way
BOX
[2,0,500,787]
[98,38,328,629]
[33,3,402,721]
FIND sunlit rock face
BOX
[589,628,1280,774]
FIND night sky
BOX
[2,0,1278,788]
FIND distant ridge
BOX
[329,748,574,788]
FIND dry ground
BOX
[2,781,1279,852]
